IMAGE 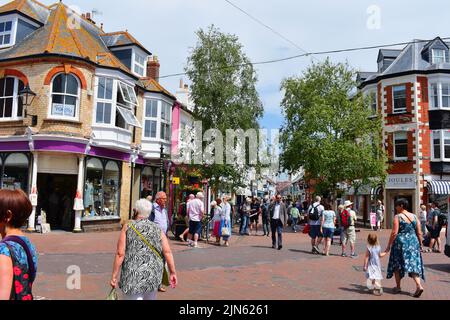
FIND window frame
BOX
[432,48,447,64]
[0,16,17,49]
[95,76,114,125]
[143,99,159,139]
[393,131,408,161]
[392,84,407,114]
[428,81,450,110]
[431,130,450,161]
[133,51,146,77]
[0,76,24,122]
[48,73,81,121]
[160,100,172,142]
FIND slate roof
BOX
[139,77,176,100]
[101,31,151,55]
[0,1,144,77]
[0,0,50,25]
[360,37,450,87]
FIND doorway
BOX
[37,173,77,231]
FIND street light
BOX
[19,84,37,126]
[160,144,164,192]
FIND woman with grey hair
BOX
[111,199,177,300]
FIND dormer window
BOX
[134,52,146,77]
[432,49,447,64]
[0,21,13,46]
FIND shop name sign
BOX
[386,174,416,190]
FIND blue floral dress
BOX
[387,214,425,281]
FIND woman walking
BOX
[0,190,38,300]
[111,199,177,300]
[320,202,336,256]
[211,200,223,245]
[385,198,425,298]
[221,195,232,247]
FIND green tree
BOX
[280,59,387,199]
[185,25,264,191]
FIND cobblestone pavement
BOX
[28,226,450,300]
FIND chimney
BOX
[147,56,160,82]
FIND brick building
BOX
[0,0,182,232]
[359,37,450,227]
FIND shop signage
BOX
[172,177,180,185]
[386,174,416,189]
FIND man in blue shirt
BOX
[150,191,169,235]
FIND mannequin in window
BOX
[84,180,94,217]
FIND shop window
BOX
[50,73,80,119]
[0,77,24,120]
[140,166,154,198]
[1,153,28,191]
[154,168,161,193]
[84,158,120,219]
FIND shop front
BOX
[384,174,417,229]
[426,180,450,214]
[0,152,30,192]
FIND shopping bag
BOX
[162,264,170,287]
[106,288,118,300]
[303,224,310,234]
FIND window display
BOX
[84,157,121,219]
[1,153,29,192]
[140,166,154,198]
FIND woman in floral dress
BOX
[385,198,425,298]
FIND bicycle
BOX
[200,215,213,243]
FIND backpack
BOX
[340,209,353,229]
[438,212,448,227]
[308,204,321,221]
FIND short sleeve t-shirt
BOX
[427,208,440,226]
[290,207,300,219]
[308,202,324,226]
[322,210,336,228]
[0,236,38,273]
[189,198,204,222]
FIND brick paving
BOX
[28,226,450,300]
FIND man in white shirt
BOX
[308,196,325,254]
[187,192,205,248]
[269,194,287,250]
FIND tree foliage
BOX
[280,59,387,197]
[185,25,264,191]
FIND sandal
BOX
[413,288,424,298]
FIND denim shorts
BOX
[427,225,442,239]
[309,225,323,239]
[189,220,202,235]
[322,227,335,239]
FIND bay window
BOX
[394,132,408,160]
[50,73,80,119]
[432,130,450,161]
[160,101,171,141]
[429,82,450,109]
[94,76,141,129]
[0,77,24,120]
[393,85,407,114]
[143,99,158,138]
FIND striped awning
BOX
[427,180,450,195]
[371,185,383,196]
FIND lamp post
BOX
[159,144,164,192]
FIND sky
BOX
[6,0,450,130]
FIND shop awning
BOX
[371,185,383,196]
[427,180,450,195]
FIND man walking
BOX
[308,196,324,254]
[240,198,252,235]
[149,192,169,292]
[427,201,442,253]
[250,197,261,235]
[340,200,358,258]
[290,204,300,233]
[188,192,205,248]
[269,194,288,250]
[261,196,271,237]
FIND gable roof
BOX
[101,31,151,55]
[421,36,449,54]
[0,0,50,25]
[0,2,142,77]
[139,77,176,100]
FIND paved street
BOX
[29,226,449,300]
